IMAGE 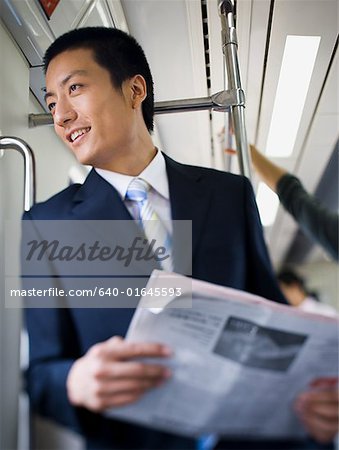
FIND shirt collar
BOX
[95,149,169,200]
[139,149,169,199]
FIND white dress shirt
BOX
[95,149,172,233]
[299,296,338,318]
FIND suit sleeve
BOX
[22,211,94,434]
[242,178,287,304]
[277,174,339,261]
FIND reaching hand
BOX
[67,335,172,412]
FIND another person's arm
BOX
[226,144,339,260]
[252,144,338,261]
[276,173,338,261]
[249,144,287,191]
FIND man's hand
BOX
[295,379,339,444]
[67,336,172,412]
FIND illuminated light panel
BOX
[265,35,321,157]
[256,182,280,227]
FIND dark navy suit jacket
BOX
[24,155,295,450]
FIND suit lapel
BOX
[70,161,213,276]
[69,168,136,264]
[71,169,132,220]
[70,169,160,275]
[164,155,213,274]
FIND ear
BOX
[128,75,147,109]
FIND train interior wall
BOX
[0,22,84,450]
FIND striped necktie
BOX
[127,179,214,448]
[125,178,173,272]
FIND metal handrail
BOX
[0,137,36,211]
[219,0,251,179]
[28,88,245,125]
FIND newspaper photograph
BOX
[106,270,339,439]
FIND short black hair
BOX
[44,27,154,132]
[277,268,305,290]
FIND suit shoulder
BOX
[178,160,249,188]
[23,183,82,220]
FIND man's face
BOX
[45,48,135,168]
[279,282,305,307]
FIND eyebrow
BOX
[44,69,88,103]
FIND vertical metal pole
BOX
[219,0,252,180]
[0,136,35,450]
[0,137,36,211]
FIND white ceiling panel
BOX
[257,0,338,155]
[121,0,211,165]
[237,0,271,144]
[122,0,207,101]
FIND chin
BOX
[78,157,95,167]
[72,149,94,166]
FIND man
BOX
[24,27,338,449]
[277,269,338,317]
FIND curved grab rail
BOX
[0,137,36,211]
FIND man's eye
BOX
[70,84,80,92]
[48,102,56,112]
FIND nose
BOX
[54,96,77,128]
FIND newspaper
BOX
[106,270,339,439]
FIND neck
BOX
[98,129,156,176]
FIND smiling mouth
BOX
[69,127,91,143]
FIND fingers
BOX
[84,365,169,412]
[297,412,338,444]
[295,389,339,444]
[305,402,339,419]
[310,377,338,389]
[90,359,171,381]
[92,377,164,400]
[296,390,339,417]
[295,396,339,423]
[90,336,172,361]
[66,337,173,412]
[298,389,339,404]
[89,392,145,411]
[68,359,168,412]
[87,377,165,411]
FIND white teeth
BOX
[70,127,90,142]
